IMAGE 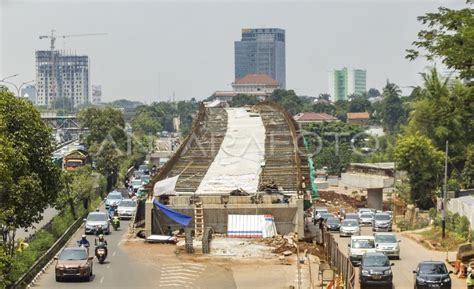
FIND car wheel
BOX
[84,274,91,282]
[55,276,62,282]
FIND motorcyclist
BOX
[108,203,118,219]
[96,225,105,236]
[78,235,90,247]
[111,211,120,229]
[94,234,108,257]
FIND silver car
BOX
[84,212,110,235]
[359,212,374,226]
[374,232,400,259]
[105,191,123,209]
[117,199,137,220]
[373,213,393,232]
[340,219,360,237]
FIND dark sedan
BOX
[325,217,341,231]
[413,261,452,289]
[359,252,394,289]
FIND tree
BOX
[130,109,163,135]
[312,102,335,115]
[394,132,444,209]
[462,145,474,188]
[0,91,61,257]
[318,93,331,101]
[405,68,474,167]
[348,95,372,113]
[381,81,406,133]
[231,94,259,107]
[406,4,474,80]
[367,88,381,98]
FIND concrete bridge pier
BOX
[367,188,383,211]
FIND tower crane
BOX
[39,29,108,51]
[38,30,107,108]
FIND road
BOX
[16,206,58,241]
[34,211,236,289]
[331,226,465,289]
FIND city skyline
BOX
[1,1,467,103]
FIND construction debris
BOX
[229,188,249,196]
[258,180,280,193]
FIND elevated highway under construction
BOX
[141,102,314,238]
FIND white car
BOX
[130,179,143,191]
[348,235,376,265]
[374,232,401,259]
[359,212,374,226]
[340,219,360,237]
[117,199,138,220]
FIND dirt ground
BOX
[314,190,365,213]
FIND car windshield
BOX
[419,263,448,274]
[375,214,391,221]
[87,214,106,221]
[363,255,389,267]
[352,239,375,249]
[342,220,358,227]
[345,214,358,219]
[132,180,142,185]
[120,200,136,207]
[327,218,340,224]
[59,249,87,260]
[375,234,397,243]
[361,213,372,218]
[108,194,122,199]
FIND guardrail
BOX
[10,212,87,289]
[323,230,356,289]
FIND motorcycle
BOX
[95,242,107,264]
[111,216,120,231]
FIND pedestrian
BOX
[467,263,474,289]
[167,226,173,236]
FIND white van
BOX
[348,235,376,265]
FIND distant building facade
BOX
[92,85,102,104]
[20,84,37,104]
[214,73,279,103]
[328,68,366,101]
[347,112,370,125]
[36,50,89,107]
[235,28,286,89]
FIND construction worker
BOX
[468,262,474,289]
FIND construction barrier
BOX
[323,230,356,289]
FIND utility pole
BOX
[442,140,448,239]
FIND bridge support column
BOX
[145,198,154,237]
[367,188,383,210]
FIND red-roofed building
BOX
[347,112,370,125]
[232,73,280,98]
[294,112,339,125]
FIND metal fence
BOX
[323,230,356,289]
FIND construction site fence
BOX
[323,230,356,289]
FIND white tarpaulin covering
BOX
[447,196,474,229]
[227,214,277,238]
[196,108,265,194]
[153,175,179,196]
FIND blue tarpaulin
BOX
[153,199,192,226]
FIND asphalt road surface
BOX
[34,208,236,289]
[331,226,465,289]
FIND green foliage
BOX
[78,107,127,150]
[51,97,74,115]
[381,81,406,133]
[367,88,381,98]
[405,68,474,167]
[394,132,444,208]
[130,109,163,135]
[0,90,61,257]
[406,4,474,80]
[230,94,259,107]
[269,89,308,115]
[348,95,371,113]
[306,122,365,175]
[462,145,474,188]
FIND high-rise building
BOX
[35,50,89,107]
[92,85,102,104]
[328,68,366,101]
[235,28,286,89]
[20,84,37,104]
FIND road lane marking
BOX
[107,264,111,269]
[117,241,122,246]
[100,276,104,283]
[112,251,116,257]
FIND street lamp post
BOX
[0,74,35,97]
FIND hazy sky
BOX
[0,0,468,103]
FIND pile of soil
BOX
[262,235,326,259]
[315,190,365,212]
